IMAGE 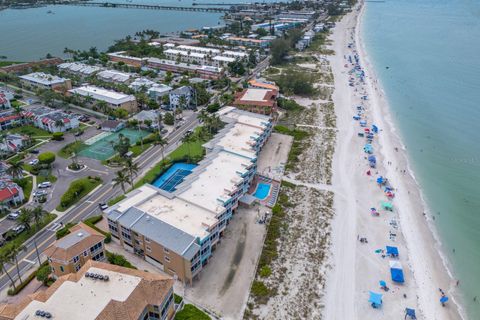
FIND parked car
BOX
[29,159,39,165]
[29,149,40,154]
[98,203,108,211]
[34,190,48,197]
[38,181,52,188]
[74,130,84,137]
[12,225,25,235]
[7,211,20,220]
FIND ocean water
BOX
[363,0,480,318]
[0,0,227,61]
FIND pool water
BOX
[151,163,197,192]
[253,183,271,200]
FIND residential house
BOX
[101,120,125,132]
[0,179,24,207]
[57,62,102,77]
[169,86,193,110]
[19,72,72,92]
[148,84,173,103]
[105,108,272,284]
[233,88,278,115]
[129,78,157,92]
[0,134,28,154]
[0,92,11,110]
[97,70,133,84]
[22,105,79,133]
[0,260,175,320]
[0,113,22,131]
[132,110,163,130]
[68,86,138,113]
[44,222,106,278]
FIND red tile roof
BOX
[0,187,18,202]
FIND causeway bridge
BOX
[56,2,233,13]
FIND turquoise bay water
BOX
[363,1,480,318]
[0,0,224,61]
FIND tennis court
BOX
[152,163,197,192]
[78,128,149,160]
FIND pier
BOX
[56,2,233,13]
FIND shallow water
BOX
[363,0,480,318]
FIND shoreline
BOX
[324,1,465,319]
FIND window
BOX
[83,251,88,257]
[163,247,169,254]
[73,256,79,263]
[60,266,64,273]
[90,242,102,253]
[75,264,81,272]
[164,256,170,263]
[146,246,152,252]
[93,251,104,261]
[145,237,151,243]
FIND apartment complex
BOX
[0,260,175,320]
[106,107,272,284]
[107,51,148,67]
[233,88,278,115]
[68,86,138,113]
[0,179,25,207]
[58,62,102,77]
[22,105,80,133]
[19,72,72,92]
[164,45,247,68]
[147,58,222,80]
[97,69,133,84]
[226,36,270,48]
[44,222,106,278]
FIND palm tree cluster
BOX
[197,110,224,137]
[113,159,139,193]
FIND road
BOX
[0,112,199,292]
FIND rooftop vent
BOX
[77,232,83,237]
[35,310,52,318]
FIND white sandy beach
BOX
[324,2,465,319]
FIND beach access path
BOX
[323,2,464,320]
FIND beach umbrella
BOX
[440,296,449,304]
[377,176,384,184]
[386,246,399,257]
[368,291,383,308]
[379,280,387,288]
[372,124,379,133]
[405,308,417,319]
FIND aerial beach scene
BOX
[0,0,478,319]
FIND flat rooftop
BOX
[219,106,271,129]
[15,266,142,320]
[69,86,136,104]
[241,88,270,102]
[164,49,206,59]
[177,151,252,213]
[19,72,68,85]
[209,123,263,159]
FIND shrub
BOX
[174,293,183,304]
[106,251,136,269]
[163,112,174,125]
[58,177,101,210]
[251,281,270,299]
[259,265,272,278]
[56,222,75,239]
[52,132,64,141]
[175,304,210,320]
[36,264,52,285]
[38,152,56,166]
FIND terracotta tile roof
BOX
[0,187,18,202]
[0,260,174,320]
[43,222,105,263]
[248,79,279,91]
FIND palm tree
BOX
[6,161,24,180]
[157,135,168,161]
[0,254,16,290]
[7,243,27,284]
[18,207,33,231]
[96,100,108,114]
[113,170,129,193]
[32,206,44,231]
[181,131,195,160]
[123,159,139,186]
[54,119,65,132]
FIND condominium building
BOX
[148,84,173,103]
[106,108,272,284]
[147,58,222,80]
[97,70,133,84]
[226,37,270,48]
[0,260,175,320]
[0,179,25,207]
[164,49,208,65]
[19,72,72,92]
[68,86,138,113]
[211,56,235,68]
[58,62,102,76]
[44,222,106,278]
[176,45,220,56]
[129,78,158,92]
[0,92,11,110]
[233,88,278,115]
[107,51,148,67]
[22,105,80,133]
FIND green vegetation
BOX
[55,222,75,239]
[0,61,22,67]
[36,262,52,285]
[250,281,271,302]
[258,265,272,278]
[58,141,85,158]
[83,215,112,243]
[14,176,33,202]
[52,132,64,141]
[7,268,37,296]
[8,125,51,138]
[274,125,310,170]
[57,176,102,211]
[106,251,136,269]
[36,172,58,184]
[37,152,56,166]
[108,194,126,206]
[174,294,183,304]
[273,70,317,96]
[174,304,211,320]
[277,97,303,112]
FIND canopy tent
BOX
[368,155,376,163]
[389,260,405,283]
[360,120,367,127]
[353,115,361,120]
[377,176,386,185]
[369,291,383,308]
[364,144,373,154]
[405,308,417,319]
[382,201,393,211]
[386,246,399,257]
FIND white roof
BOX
[222,50,248,58]
[19,72,68,85]
[147,58,222,73]
[97,70,132,83]
[164,49,206,59]
[107,51,147,62]
[212,123,261,159]
[68,86,136,105]
[241,88,270,102]
[178,151,251,213]
[15,266,142,320]
[177,45,220,55]
[218,106,271,129]
[129,77,157,90]
[148,84,173,94]
[58,62,102,75]
[212,56,236,63]
[389,260,403,269]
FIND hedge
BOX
[83,215,112,243]
[106,251,136,269]
[7,261,49,296]
[57,177,102,211]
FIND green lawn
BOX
[8,125,52,138]
[129,143,151,157]
[0,213,57,257]
[36,172,58,184]
[56,177,102,212]
[10,100,25,108]
[107,194,126,206]
[58,141,86,158]
[174,304,210,320]
[0,61,22,67]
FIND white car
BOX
[38,182,52,188]
[12,225,25,235]
[99,203,109,211]
[7,212,20,220]
[34,190,48,197]
[29,159,39,165]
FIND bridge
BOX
[57,2,233,13]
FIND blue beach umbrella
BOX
[440,296,449,304]
[379,280,387,287]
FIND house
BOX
[132,110,163,129]
[105,108,272,284]
[19,72,72,92]
[0,113,22,131]
[0,92,11,110]
[148,84,173,103]
[97,70,133,84]
[0,179,24,206]
[101,120,125,132]
[233,88,278,115]
[0,134,27,154]
[129,78,157,92]
[147,58,223,80]
[44,222,106,278]
[169,86,193,110]
[107,51,148,67]
[0,260,175,320]
[68,86,138,113]
[22,105,79,133]
[57,62,102,77]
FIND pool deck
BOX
[248,175,280,208]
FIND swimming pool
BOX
[151,162,197,192]
[253,183,271,200]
